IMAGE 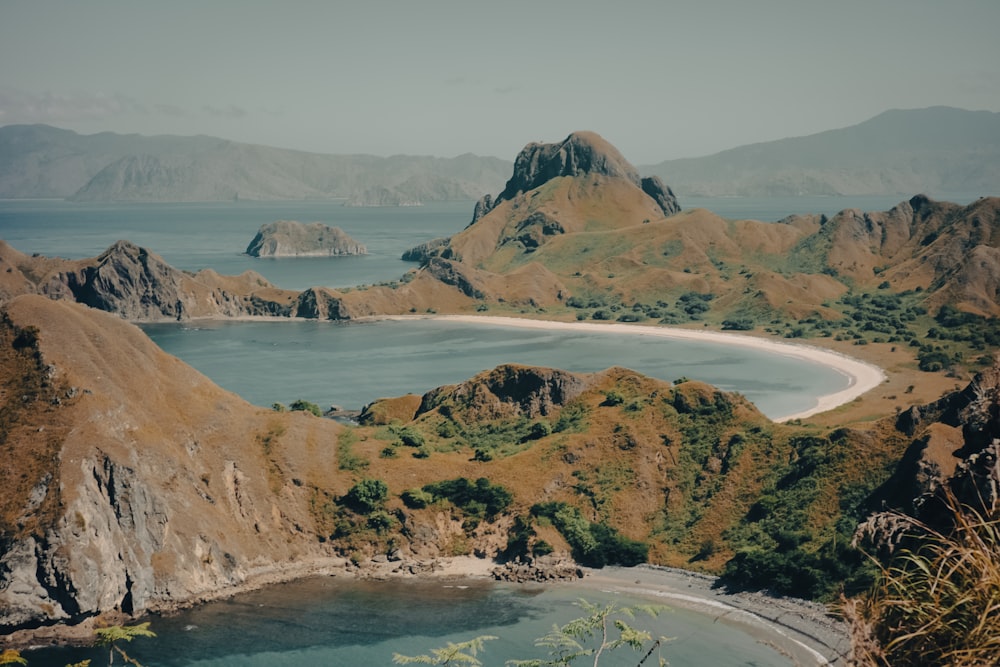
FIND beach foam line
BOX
[378,314,886,422]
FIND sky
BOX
[1,0,999,164]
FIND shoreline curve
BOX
[378,314,886,422]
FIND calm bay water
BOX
[141,317,847,420]
[27,579,793,667]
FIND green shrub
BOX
[344,478,388,514]
[395,426,425,447]
[366,510,395,532]
[289,399,323,417]
[527,420,552,440]
[602,390,625,407]
[423,477,513,519]
[401,488,433,509]
[531,502,648,568]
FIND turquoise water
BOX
[26,578,793,666]
[0,199,471,291]
[1,194,982,292]
[141,318,849,420]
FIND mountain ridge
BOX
[643,106,1000,196]
[0,124,512,202]
[3,106,997,201]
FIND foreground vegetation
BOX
[843,492,1000,666]
[393,600,669,667]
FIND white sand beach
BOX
[381,314,886,423]
[373,556,849,666]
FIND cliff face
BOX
[0,240,300,321]
[0,296,349,632]
[245,221,367,257]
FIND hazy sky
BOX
[2,0,998,163]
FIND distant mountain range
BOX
[0,107,997,202]
[642,106,1000,196]
[0,124,513,203]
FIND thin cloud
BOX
[202,104,248,119]
[0,89,147,123]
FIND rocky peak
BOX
[417,364,589,423]
[472,132,680,222]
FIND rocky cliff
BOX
[0,296,350,634]
[471,131,680,223]
[245,221,368,257]
[0,240,301,320]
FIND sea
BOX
[0,192,985,666]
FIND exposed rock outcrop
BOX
[492,556,584,583]
[245,221,367,257]
[471,131,681,221]
[417,364,590,423]
[401,237,449,263]
[856,361,1000,556]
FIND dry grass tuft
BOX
[842,490,1000,666]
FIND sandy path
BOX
[379,314,885,422]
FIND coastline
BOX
[32,312,872,661]
[579,564,849,666]
[371,557,849,666]
[380,314,886,422]
[360,556,849,666]
[11,555,848,665]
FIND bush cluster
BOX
[419,477,513,520]
[530,501,647,568]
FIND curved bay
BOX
[141,318,849,419]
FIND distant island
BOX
[245,221,367,257]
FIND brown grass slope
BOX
[0,295,350,633]
[0,296,892,636]
[4,291,998,645]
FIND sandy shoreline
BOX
[9,556,848,665]
[380,314,886,422]
[416,556,848,665]
[393,557,848,666]
[144,311,885,422]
